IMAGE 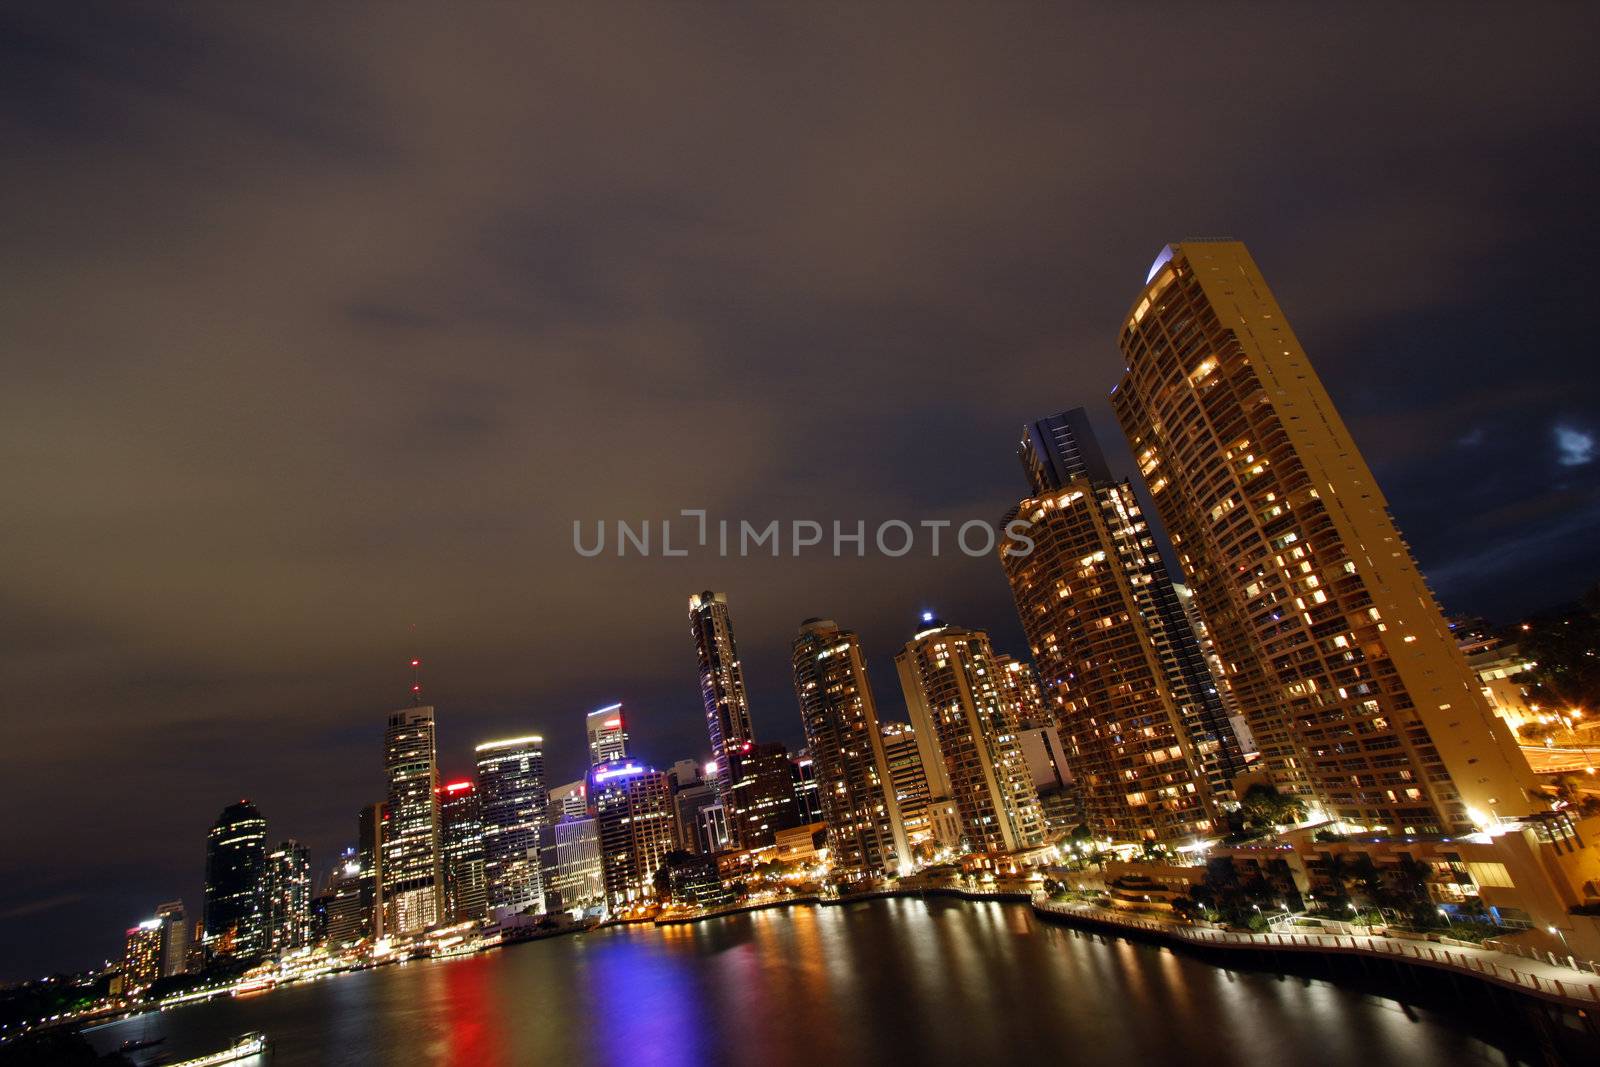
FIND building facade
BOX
[122,920,163,993]
[790,618,910,880]
[1111,241,1537,833]
[896,619,1046,854]
[475,734,547,919]
[382,706,443,935]
[591,760,678,913]
[438,780,489,923]
[586,703,630,766]
[154,900,189,978]
[690,591,759,845]
[263,840,312,954]
[879,722,934,848]
[202,800,268,959]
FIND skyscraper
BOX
[1001,458,1224,841]
[154,900,189,978]
[475,735,547,919]
[382,706,443,934]
[202,800,268,959]
[548,778,590,823]
[1111,240,1538,832]
[357,802,384,939]
[263,840,312,955]
[690,591,758,845]
[591,759,678,914]
[879,723,933,848]
[790,750,825,824]
[1009,409,1245,825]
[1020,407,1114,495]
[549,817,605,917]
[728,740,804,849]
[790,619,910,880]
[324,853,371,949]
[896,618,1045,854]
[121,920,163,993]
[586,703,630,766]
[438,780,489,923]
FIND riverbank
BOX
[1031,897,1600,1010]
[653,883,1030,926]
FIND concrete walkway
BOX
[1033,897,1600,1008]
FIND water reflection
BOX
[86,902,1528,1066]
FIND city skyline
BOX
[7,242,1598,979]
[4,5,1599,993]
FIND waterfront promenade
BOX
[1031,897,1600,1009]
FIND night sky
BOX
[3,6,1598,980]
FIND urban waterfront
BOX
[85,900,1531,1066]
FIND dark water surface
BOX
[87,899,1533,1066]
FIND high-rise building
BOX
[672,779,720,852]
[203,800,268,959]
[548,778,590,823]
[790,619,910,880]
[548,817,605,916]
[121,919,163,993]
[670,759,702,790]
[790,750,825,824]
[325,852,371,949]
[586,703,630,766]
[1111,240,1538,832]
[438,780,489,923]
[382,706,442,935]
[697,802,731,854]
[474,734,547,919]
[993,655,1051,728]
[728,740,804,849]
[1005,408,1242,843]
[357,802,384,938]
[263,840,312,955]
[591,760,678,913]
[896,618,1046,854]
[1020,408,1114,496]
[879,723,933,847]
[690,591,759,845]
[154,901,188,978]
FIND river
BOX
[86,898,1534,1065]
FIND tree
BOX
[1239,784,1307,830]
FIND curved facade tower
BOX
[1110,240,1536,833]
[203,799,268,959]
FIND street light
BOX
[1548,925,1571,955]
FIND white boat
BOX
[170,1031,268,1066]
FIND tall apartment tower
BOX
[689,591,760,846]
[1002,422,1229,844]
[896,618,1046,854]
[790,619,911,880]
[1111,240,1537,832]
[474,735,547,918]
[586,703,629,766]
[202,800,268,959]
[382,706,443,934]
[878,722,933,849]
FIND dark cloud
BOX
[2,3,1598,978]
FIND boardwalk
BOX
[1032,897,1600,1008]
